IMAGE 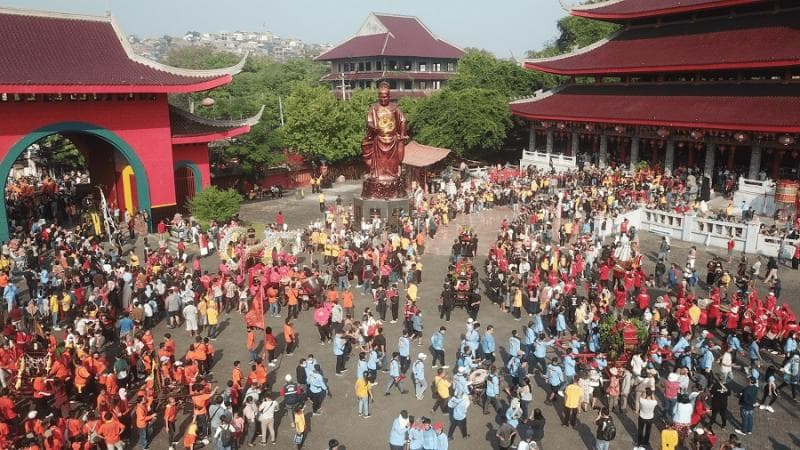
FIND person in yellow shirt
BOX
[660,424,679,450]
[563,378,582,427]
[49,294,60,330]
[433,369,451,413]
[206,301,219,339]
[354,374,374,417]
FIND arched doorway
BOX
[0,122,151,241]
[174,161,202,213]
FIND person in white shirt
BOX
[636,388,658,449]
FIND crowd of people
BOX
[0,161,796,450]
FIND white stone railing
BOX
[737,177,774,196]
[520,149,577,171]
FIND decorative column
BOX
[664,139,675,173]
[546,129,554,153]
[629,137,639,169]
[599,134,608,168]
[704,143,716,179]
[571,132,579,157]
[528,123,536,151]
[748,145,762,179]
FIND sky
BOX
[3,0,569,58]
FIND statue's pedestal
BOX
[353,196,410,233]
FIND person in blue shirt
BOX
[357,352,369,382]
[408,418,424,450]
[118,312,134,338]
[507,351,523,387]
[388,410,410,450]
[748,338,762,370]
[783,334,797,363]
[447,392,470,439]
[412,353,427,400]
[588,328,601,353]
[307,364,328,414]
[333,331,347,375]
[698,345,714,374]
[398,332,411,374]
[532,313,545,336]
[466,323,480,359]
[420,420,437,450]
[524,322,537,355]
[533,333,554,375]
[671,333,691,356]
[556,308,568,338]
[385,352,407,395]
[483,364,501,415]
[546,357,564,402]
[367,349,379,380]
[563,349,576,388]
[568,336,582,355]
[453,367,469,397]
[507,330,521,364]
[434,423,448,450]
[481,326,496,364]
[430,327,448,369]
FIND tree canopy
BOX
[279,85,373,162]
[401,87,512,156]
[165,46,327,177]
[527,15,619,59]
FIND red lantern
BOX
[690,130,704,140]
[657,128,670,138]
[541,121,551,128]
[677,142,685,148]
[734,132,747,142]
[778,134,795,146]
[614,125,625,134]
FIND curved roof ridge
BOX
[170,104,265,128]
[571,0,628,11]
[0,7,246,81]
[523,30,621,66]
[509,85,567,105]
[109,15,247,79]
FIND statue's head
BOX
[378,82,391,106]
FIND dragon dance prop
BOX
[219,227,300,265]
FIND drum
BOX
[776,180,798,204]
[469,368,488,386]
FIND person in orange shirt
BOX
[286,285,300,320]
[182,416,198,450]
[246,328,260,363]
[73,359,91,401]
[231,360,244,389]
[191,384,215,436]
[264,328,277,367]
[247,362,268,386]
[135,395,157,449]
[184,360,199,384]
[49,358,70,381]
[283,318,296,356]
[97,412,125,450]
[342,289,354,317]
[164,396,178,446]
[163,333,176,357]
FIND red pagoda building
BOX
[0,7,262,241]
[511,0,800,181]
[316,13,464,98]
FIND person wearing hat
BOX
[412,353,428,400]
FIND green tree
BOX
[402,88,511,157]
[449,49,556,99]
[164,47,328,179]
[527,15,619,58]
[279,85,374,162]
[187,186,243,225]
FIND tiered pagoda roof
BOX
[510,83,800,133]
[524,12,800,75]
[170,105,264,145]
[570,0,764,21]
[316,13,464,61]
[0,7,245,94]
[512,0,800,138]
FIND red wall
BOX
[172,143,211,187]
[0,95,177,208]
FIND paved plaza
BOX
[146,182,800,450]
